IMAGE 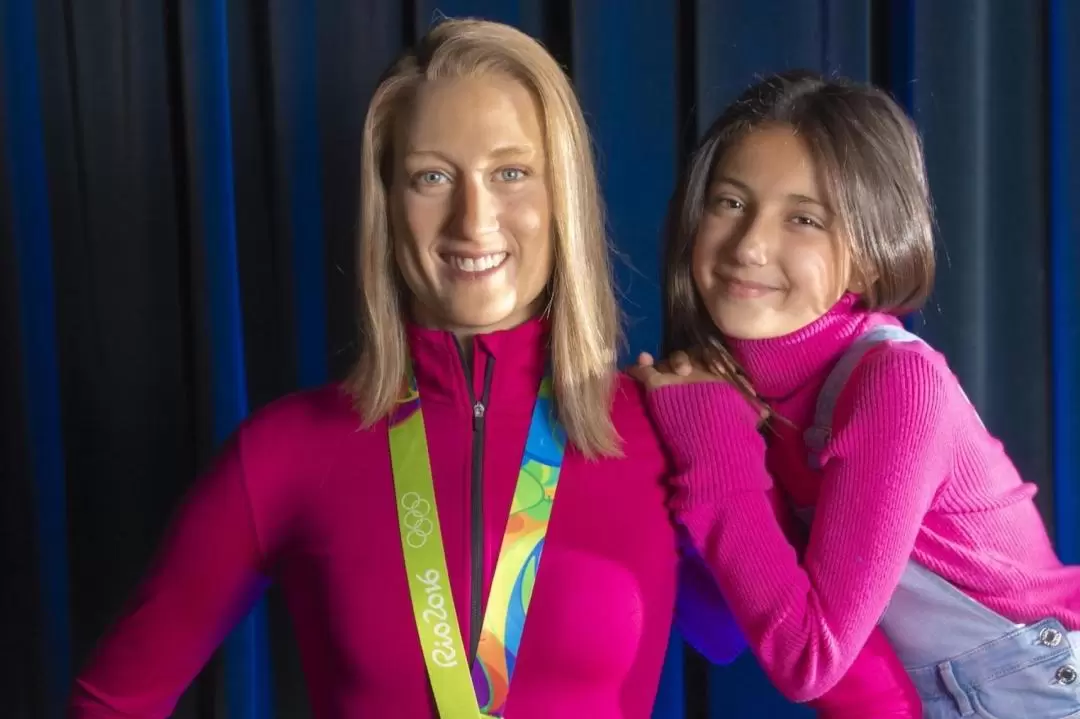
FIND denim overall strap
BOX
[803,324,921,470]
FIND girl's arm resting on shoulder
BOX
[671,468,921,716]
[675,542,921,718]
[647,351,949,701]
[674,484,808,665]
[69,433,270,718]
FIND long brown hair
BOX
[664,70,935,395]
[347,18,623,457]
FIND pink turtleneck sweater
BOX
[649,294,1080,702]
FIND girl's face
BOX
[692,124,859,340]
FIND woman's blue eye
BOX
[417,171,448,185]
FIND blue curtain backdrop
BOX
[1,1,1077,717]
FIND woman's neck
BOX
[455,334,475,365]
[409,300,548,364]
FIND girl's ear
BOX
[846,265,877,294]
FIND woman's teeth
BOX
[448,252,507,272]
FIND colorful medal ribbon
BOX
[389,363,565,717]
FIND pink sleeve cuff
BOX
[646,382,770,505]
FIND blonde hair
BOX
[347,18,622,457]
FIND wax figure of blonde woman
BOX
[69,19,919,718]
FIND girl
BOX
[633,70,1080,718]
[69,29,916,718]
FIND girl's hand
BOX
[627,351,734,390]
[628,351,770,425]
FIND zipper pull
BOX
[473,401,485,430]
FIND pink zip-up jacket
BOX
[69,317,919,717]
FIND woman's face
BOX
[391,74,553,336]
[691,124,855,340]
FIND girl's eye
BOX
[710,196,745,211]
[792,214,825,230]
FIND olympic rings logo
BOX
[401,491,435,548]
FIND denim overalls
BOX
[797,324,1080,718]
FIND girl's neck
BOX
[727,293,895,400]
